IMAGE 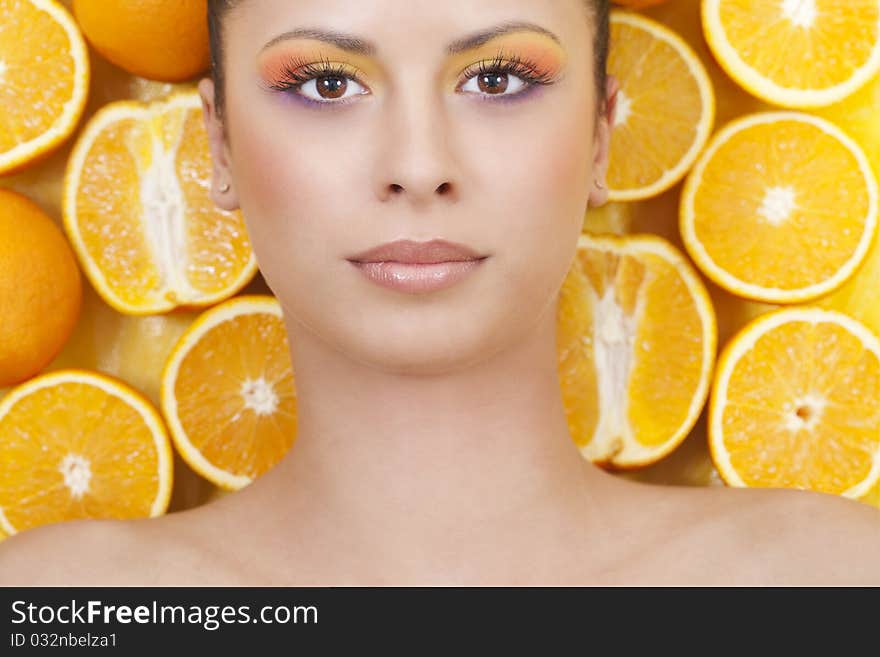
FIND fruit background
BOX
[2,0,880,543]
[588,0,880,505]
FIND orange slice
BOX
[606,10,715,201]
[62,88,258,315]
[0,368,173,535]
[703,0,880,108]
[0,0,89,175]
[681,111,879,304]
[556,233,717,468]
[709,307,880,498]
[160,295,297,490]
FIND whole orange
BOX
[72,0,209,82]
[0,190,82,387]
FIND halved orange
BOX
[703,0,880,108]
[709,307,880,498]
[0,368,173,535]
[0,0,89,175]
[605,10,715,201]
[62,88,258,315]
[160,295,297,490]
[556,232,717,468]
[681,111,879,304]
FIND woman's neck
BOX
[245,301,620,581]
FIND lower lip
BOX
[349,258,487,293]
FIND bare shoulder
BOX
[658,484,880,585]
[0,505,257,586]
[602,481,880,585]
[737,487,880,584]
[0,518,145,586]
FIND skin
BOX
[2,0,880,585]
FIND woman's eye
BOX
[460,71,527,97]
[297,75,368,103]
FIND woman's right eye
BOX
[296,75,369,104]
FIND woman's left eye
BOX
[297,76,368,103]
[459,70,527,97]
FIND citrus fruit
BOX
[814,72,880,337]
[862,478,880,509]
[0,189,82,387]
[583,200,634,235]
[62,88,258,315]
[556,232,717,468]
[817,235,880,343]
[702,0,880,108]
[0,368,173,535]
[160,295,297,490]
[709,307,880,499]
[71,0,209,82]
[815,70,880,175]
[605,10,715,201]
[0,0,89,175]
[681,111,879,304]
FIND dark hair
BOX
[208,0,610,125]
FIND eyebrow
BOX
[259,20,561,57]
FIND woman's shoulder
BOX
[735,486,880,584]
[0,506,254,586]
[645,483,880,585]
[0,517,144,585]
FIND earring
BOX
[218,182,230,193]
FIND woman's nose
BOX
[373,84,460,206]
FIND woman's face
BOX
[200,0,613,374]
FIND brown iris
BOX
[316,76,347,99]
[478,72,509,94]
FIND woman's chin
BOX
[340,327,511,376]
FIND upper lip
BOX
[347,239,487,264]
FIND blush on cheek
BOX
[226,134,304,291]
[229,114,307,223]
[527,114,593,217]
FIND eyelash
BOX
[265,52,558,107]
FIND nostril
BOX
[436,182,451,194]
[390,184,404,194]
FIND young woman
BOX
[2,0,879,585]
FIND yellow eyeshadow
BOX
[257,32,566,90]
[444,32,567,84]
[257,40,382,81]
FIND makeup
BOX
[259,40,381,85]
[257,40,379,107]
[349,259,486,294]
[257,29,567,107]
[446,30,568,90]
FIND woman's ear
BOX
[198,76,240,212]
[588,74,619,209]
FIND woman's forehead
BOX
[224,0,591,50]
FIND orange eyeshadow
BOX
[447,32,567,81]
[258,41,380,82]
[256,32,566,90]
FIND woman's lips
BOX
[349,258,488,294]
[346,238,489,293]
